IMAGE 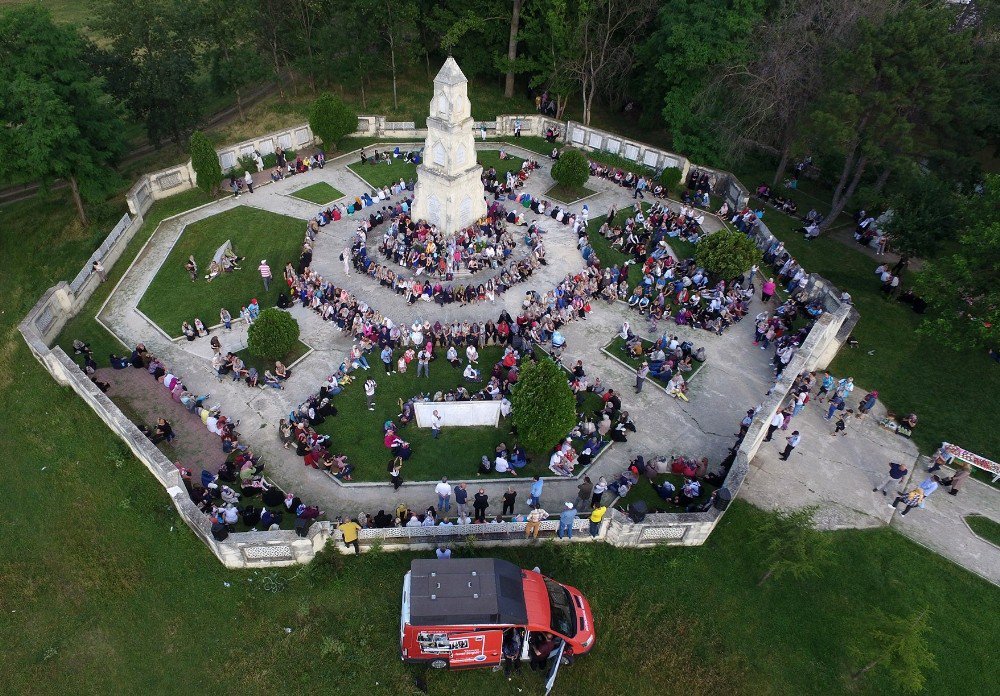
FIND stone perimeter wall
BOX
[19,114,856,567]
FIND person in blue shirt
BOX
[557,502,577,539]
[528,476,544,509]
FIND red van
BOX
[400,558,595,671]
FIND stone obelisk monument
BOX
[411,57,487,233]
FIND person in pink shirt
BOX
[761,277,776,303]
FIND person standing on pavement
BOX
[528,476,543,509]
[576,476,594,509]
[890,476,940,515]
[258,259,272,291]
[435,477,452,512]
[589,505,607,537]
[945,464,971,496]
[342,246,351,275]
[764,411,784,442]
[557,502,577,539]
[591,476,608,509]
[779,431,800,460]
[874,461,909,496]
[431,410,442,439]
[635,361,649,393]
[364,378,377,411]
[455,483,469,517]
[524,506,549,538]
[502,486,517,515]
[473,488,490,522]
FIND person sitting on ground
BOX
[463,363,481,382]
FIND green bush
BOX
[237,154,257,173]
[512,358,577,453]
[262,150,296,169]
[694,229,762,282]
[309,93,358,151]
[551,148,591,189]
[247,308,300,360]
[189,131,222,194]
[660,166,683,192]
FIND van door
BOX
[544,640,567,695]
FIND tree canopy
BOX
[550,148,590,189]
[0,5,125,224]
[511,357,577,453]
[309,94,358,150]
[695,229,762,282]
[247,308,301,360]
[189,131,222,194]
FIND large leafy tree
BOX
[694,229,762,282]
[512,357,576,453]
[309,94,358,150]
[915,175,1000,351]
[189,131,222,194]
[635,0,764,165]
[93,0,203,146]
[521,0,579,119]
[0,5,125,224]
[807,1,987,227]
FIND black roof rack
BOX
[409,558,528,626]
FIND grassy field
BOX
[545,183,597,204]
[604,336,705,382]
[311,345,536,482]
[3,184,1000,695]
[235,339,311,378]
[136,207,305,336]
[347,150,524,192]
[290,182,345,205]
[615,472,718,513]
[965,515,1000,547]
[750,190,1000,461]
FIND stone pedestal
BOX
[411,57,487,234]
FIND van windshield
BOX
[543,577,576,637]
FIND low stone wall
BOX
[20,114,861,566]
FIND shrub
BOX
[262,150,295,169]
[247,308,300,360]
[189,131,221,194]
[309,93,357,151]
[694,229,762,282]
[551,148,590,189]
[660,166,683,192]
[512,357,577,453]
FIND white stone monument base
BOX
[414,401,501,428]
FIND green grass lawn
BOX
[235,340,311,378]
[614,472,718,513]
[605,336,704,383]
[3,187,999,694]
[758,201,1000,461]
[290,182,345,205]
[348,150,523,191]
[545,183,597,203]
[136,207,305,337]
[965,515,1000,547]
[312,346,543,482]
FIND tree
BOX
[0,6,125,224]
[512,358,576,453]
[198,0,264,122]
[808,2,986,228]
[569,0,657,126]
[189,131,222,194]
[635,0,765,165]
[659,167,683,193]
[247,309,300,360]
[93,0,203,146]
[521,0,579,120]
[882,170,960,259]
[914,175,1000,351]
[309,93,357,150]
[850,607,935,691]
[749,506,832,585]
[550,148,590,189]
[694,229,762,282]
[360,0,418,110]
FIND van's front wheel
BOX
[430,659,448,669]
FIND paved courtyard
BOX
[95,141,998,583]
